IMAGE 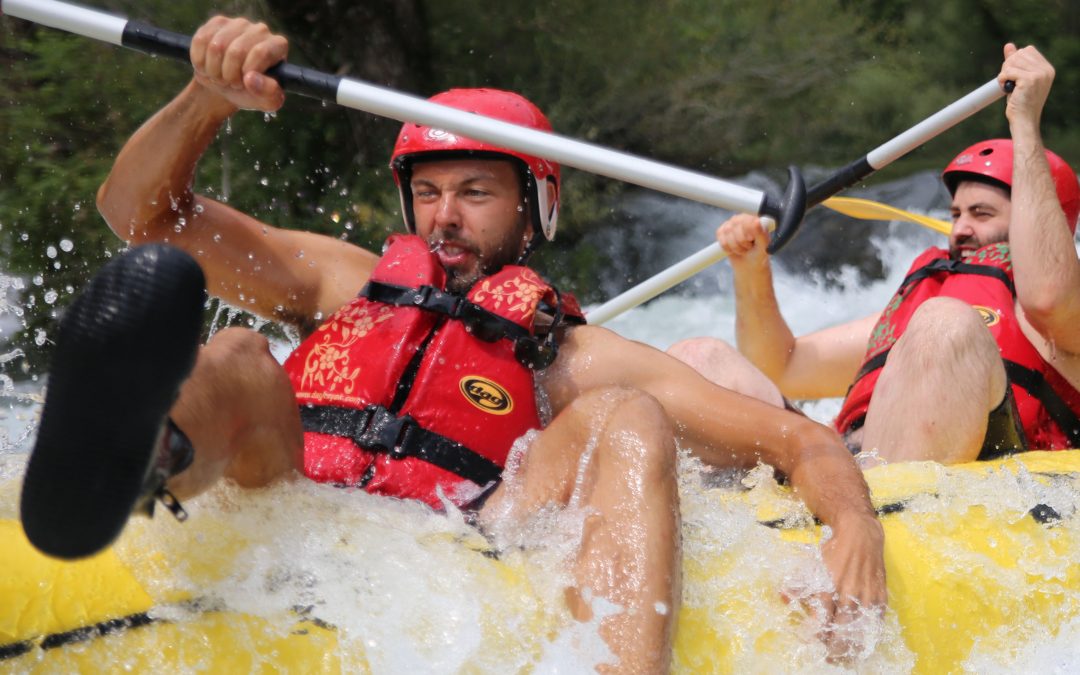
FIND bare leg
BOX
[478,387,680,674]
[861,297,1007,463]
[667,336,784,408]
[167,327,304,499]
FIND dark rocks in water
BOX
[582,169,951,299]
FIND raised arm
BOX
[717,214,876,398]
[1002,44,1080,355]
[96,16,378,330]
[543,325,887,617]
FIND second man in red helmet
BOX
[670,43,1080,465]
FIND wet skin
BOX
[410,159,531,293]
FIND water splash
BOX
[0,272,43,457]
[2,168,1079,671]
[113,479,595,673]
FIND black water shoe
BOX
[21,244,206,560]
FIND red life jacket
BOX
[834,244,1080,450]
[282,234,585,508]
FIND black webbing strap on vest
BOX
[853,349,890,383]
[362,280,574,369]
[844,254,1080,443]
[363,281,532,344]
[898,258,1015,297]
[299,404,503,487]
[1003,360,1080,448]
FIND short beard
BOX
[948,231,1009,261]
[439,211,531,294]
[445,265,482,295]
[443,244,518,294]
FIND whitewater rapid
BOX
[4,176,1080,672]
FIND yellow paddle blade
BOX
[823,196,952,236]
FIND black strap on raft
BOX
[1003,360,1080,448]
[897,258,1015,297]
[362,280,573,369]
[300,404,503,487]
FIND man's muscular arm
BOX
[716,215,877,398]
[541,326,887,622]
[97,17,377,329]
[1003,44,1080,355]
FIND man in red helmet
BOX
[670,44,1080,465]
[21,16,887,670]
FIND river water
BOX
[2,171,1080,672]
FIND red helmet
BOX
[942,139,1080,234]
[390,88,560,241]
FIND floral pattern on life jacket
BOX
[471,272,547,322]
[866,294,904,360]
[968,243,1013,270]
[299,303,394,398]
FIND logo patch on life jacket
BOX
[973,305,1000,327]
[460,376,514,415]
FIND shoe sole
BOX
[21,244,206,559]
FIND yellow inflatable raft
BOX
[3,450,1080,673]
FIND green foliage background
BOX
[0,0,1077,377]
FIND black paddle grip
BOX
[121,20,341,102]
[761,165,807,254]
[122,21,191,61]
[806,156,875,207]
[265,62,342,101]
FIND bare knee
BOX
[197,327,288,389]
[668,337,783,407]
[884,297,1006,406]
[202,327,275,368]
[176,327,293,431]
[573,386,677,479]
[667,336,736,372]
[905,297,995,350]
[172,327,301,491]
[571,386,670,431]
[896,298,1000,370]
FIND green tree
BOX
[0,1,417,374]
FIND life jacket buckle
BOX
[513,335,558,369]
[359,405,417,459]
[413,285,462,316]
